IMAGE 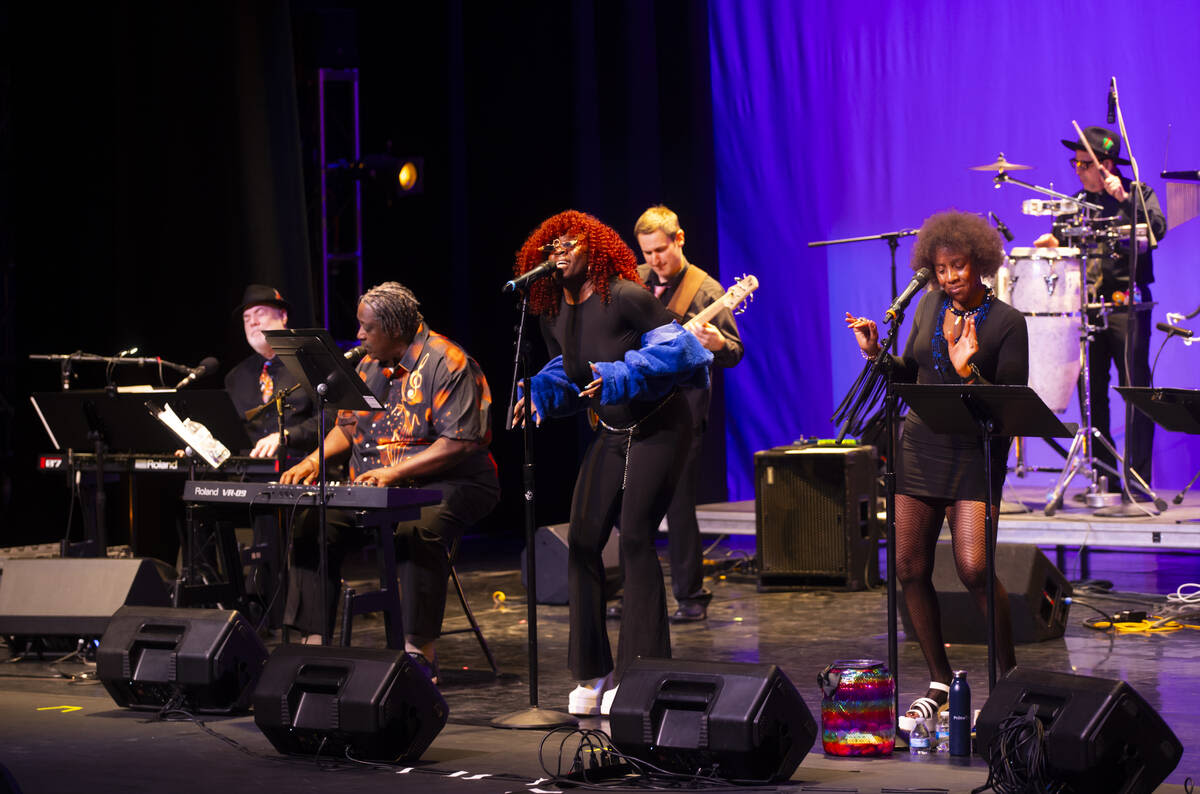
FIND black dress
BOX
[894,288,1029,504]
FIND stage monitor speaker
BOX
[608,658,816,783]
[96,605,268,714]
[520,522,619,605]
[898,542,1071,643]
[253,644,447,762]
[0,558,171,638]
[976,667,1181,793]
[755,444,879,591]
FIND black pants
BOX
[568,396,691,681]
[1086,298,1154,487]
[663,422,708,604]
[284,478,499,639]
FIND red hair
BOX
[514,210,642,317]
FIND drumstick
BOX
[1071,120,1113,180]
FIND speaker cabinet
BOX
[976,667,1181,793]
[0,558,171,638]
[97,606,268,714]
[898,543,1072,643]
[755,445,879,590]
[520,523,619,605]
[609,658,816,782]
[253,644,447,762]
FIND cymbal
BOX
[970,153,1032,172]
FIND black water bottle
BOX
[949,670,971,756]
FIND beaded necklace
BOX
[931,287,993,381]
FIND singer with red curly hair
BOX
[512,210,713,716]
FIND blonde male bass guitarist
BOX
[604,204,753,624]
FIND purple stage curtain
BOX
[710,0,1200,498]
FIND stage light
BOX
[397,160,420,192]
[326,154,423,197]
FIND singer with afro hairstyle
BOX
[511,210,713,717]
[845,210,1028,737]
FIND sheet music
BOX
[150,402,231,469]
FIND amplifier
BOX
[754,445,879,591]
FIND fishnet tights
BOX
[894,493,1017,692]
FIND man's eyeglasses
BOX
[1069,158,1096,171]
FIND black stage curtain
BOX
[2,1,719,545]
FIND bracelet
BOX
[965,363,983,383]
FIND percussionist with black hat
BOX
[1033,126,1167,495]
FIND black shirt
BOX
[224,353,325,456]
[539,278,674,428]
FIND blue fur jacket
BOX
[524,321,712,420]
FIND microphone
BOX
[344,345,368,363]
[503,260,557,293]
[1107,77,1116,124]
[1156,322,1194,339]
[989,211,1015,243]
[884,268,933,322]
[174,356,219,389]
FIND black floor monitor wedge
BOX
[97,606,268,714]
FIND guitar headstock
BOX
[721,274,759,314]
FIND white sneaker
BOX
[568,673,613,716]
[600,684,619,716]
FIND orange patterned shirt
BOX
[337,323,495,483]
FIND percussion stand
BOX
[988,173,1114,515]
[1042,221,1127,515]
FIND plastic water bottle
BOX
[949,670,971,756]
[936,710,950,753]
[909,718,932,755]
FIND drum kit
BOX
[972,152,1158,514]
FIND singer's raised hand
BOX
[844,312,881,357]
[949,316,979,377]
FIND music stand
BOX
[30,389,252,556]
[894,384,1075,687]
[263,328,383,643]
[1116,387,1200,505]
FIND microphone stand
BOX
[29,352,194,390]
[1099,85,1165,516]
[245,381,300,471]
[492,286,577,730]
[809,228,918,300]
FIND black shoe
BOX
[669,600,708,623]
[606,600,623,620]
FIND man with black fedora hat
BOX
[224,284,325,461]
[1035,125,1167,495]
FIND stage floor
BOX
[2,530,1197,792]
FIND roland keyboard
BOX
[39,452,281,477]
[182,480,441,511]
